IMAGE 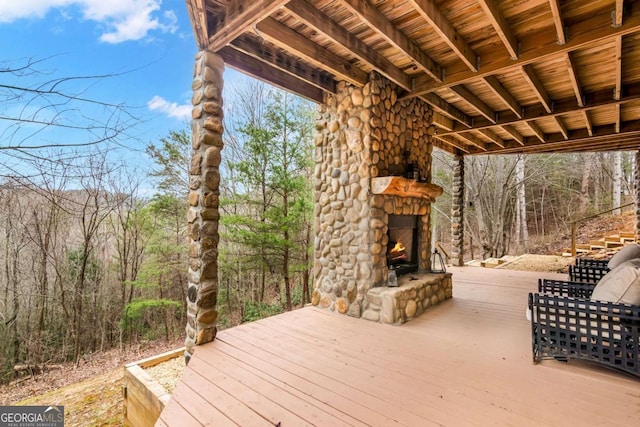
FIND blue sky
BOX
[0,0,243,174]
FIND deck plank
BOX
[199,341,369,426]
[159,267,640,426]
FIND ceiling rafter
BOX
[421,93,473,128]
[450,85,496,123]
[432,112,454,131]
[549,0,566,45]
[615,35,623,100]
[407,7,640,97]
[477,128,505,148]
[405,0,478,72]
[457,132,489,151]
[284,0,412,90]
[565,53,584,107]
[438,82,640,134]
[339,0,443,82]
[614,0,624,27]
[482,76,522,118]
[476,0,519,60]
[521,64,553,113]
[230,34,337,93]
[583,110,594,136]
[525,120,546,143]
[207,0,290,51]
[434,135,471,154]
[502,125,525,145]
[468,120,640,155]
[219,46,325,103]
[255,18,368,87]
[554,116,569,139]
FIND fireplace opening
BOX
[387,215,419,276]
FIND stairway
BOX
[560,231,636,256]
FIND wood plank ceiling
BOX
[186,0,640,156]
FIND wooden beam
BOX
[583,110,594,137]
[219,47,324,103]
[432,112,454,131]
[502,125,525,145]
[615,36,623,100]
[407,4,640,97]
[186,0,209,49]
[340,0,442,82]
[482,76,522,118]
[476,0,519,59]
[208,0,290,51]
[421,93,473,128]
[554,116,569,139]
[477,128,505,148]
[458,132,489,151]
[434,135,470,154]
[614,0,624,27]
[437,82,640,134]
[549,0,566,45]
[616,104,622,133]
[522,64,553,113]
[565,53,584,107]
[471,120,640,155]
[450,85,496,123]
[406,0,478,72]
[231,34,336,93]
[256,18,368,87]
[284,0,412,90]
[525,120,546,143]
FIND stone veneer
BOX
[362,273,452,324]
[451,155,465,266]
[185,50,224,361]
[312,71,450,320]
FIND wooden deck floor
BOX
[158,267,640,426]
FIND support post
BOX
[185,50,225,363]
[451,154,465,266]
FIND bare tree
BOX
[0,56,138,179]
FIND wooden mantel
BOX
[371,176,443,201]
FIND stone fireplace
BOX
[312,72,452,324]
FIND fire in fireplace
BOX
[387,215,419,276]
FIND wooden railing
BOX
[570,202,634,256]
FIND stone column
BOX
[185,50,224,362]
[451,154,465,266]
[635,151,640,242]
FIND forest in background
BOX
[0,65,634,383]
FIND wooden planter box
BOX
[123,347,184,427]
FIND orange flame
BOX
[390,240,405,253]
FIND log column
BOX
[185,50,224,362]
[451,154,465,266]
[636,151,640,242]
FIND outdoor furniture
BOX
[538,278,596,299]
[575,258,610,268]
[568,264,609,284]
[529,280,640,378]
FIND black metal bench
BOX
[538,278,596,299]
[575,258,610,268]
[529,284,640,378]
[568,264,609,284]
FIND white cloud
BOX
[0,0,178,43]
[147,95,191,121]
